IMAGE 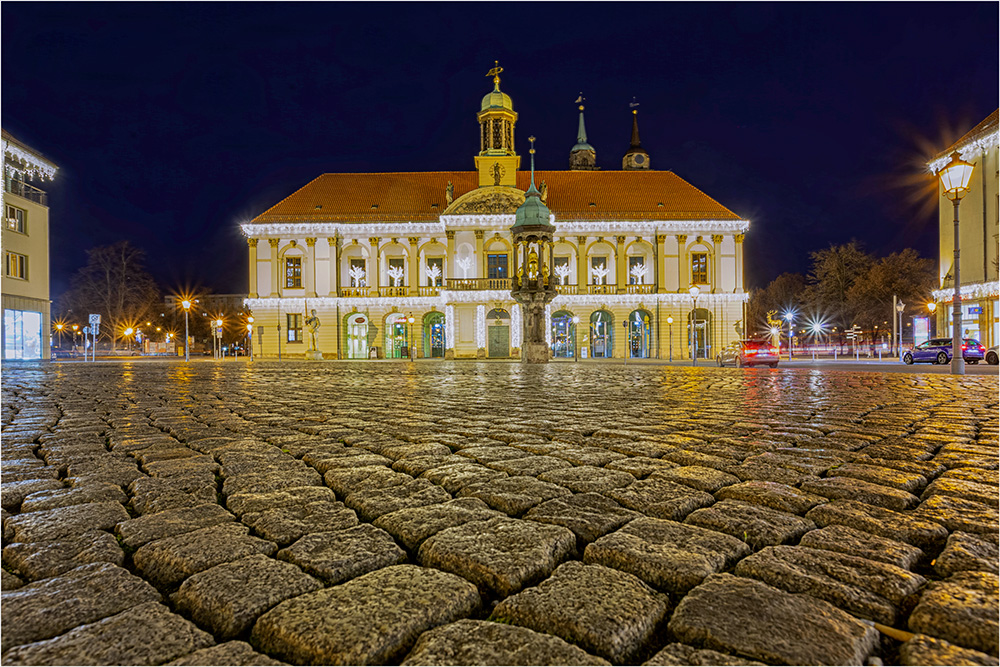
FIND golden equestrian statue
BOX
[765,310,783,348]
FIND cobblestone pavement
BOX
[2,361,997,666]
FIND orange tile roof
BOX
[250,170,744,223]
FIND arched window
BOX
[551,310,576,358]
[423,312,446,358]
[590,310,614,358]
[629,309,653,358]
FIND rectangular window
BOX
[287,313,302,343]
[285,257,302,288]
[628,256,647,284]
[589,256,608,284]
[487,254,507,280]
[5,252,27,280]
[554,256,571,284]
[5,205,25,234]
[691,253,708,284]
[426,257,443,286]
[349,258,366,287]
[3,309,42,360]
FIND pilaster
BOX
[305,238,317,297]
[734,233,745,292]
[655,234,666,293]
[474,230,485,279]
[445,231,455,279]
[369,238,381,291]
[615,236,626,290]
[676,234,688,291]
[268,239,280,297]
[328,237,340,296]
[711,234,723,294]
[247,238,259,298]
[576,236,587,286]
[408,237,420,294]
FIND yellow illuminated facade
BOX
[242,70,750,360]
[929,110,999,347]
[2,130,57,360]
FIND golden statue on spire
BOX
[487,60,503,86]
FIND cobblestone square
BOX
[2,361,998,665]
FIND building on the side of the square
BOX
[242,70,750,360]
[2,130,57,360]
[929,109,999,347]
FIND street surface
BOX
[2,361,997,666]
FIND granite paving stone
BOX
[128,476,221,515]
[133,522,277,588]
[19,482,127,513]
[798,524,924,569]
[734,545,926,624]
[115,503,236,550]
[419,517,575,596]
[714,479,827,514]
[2,567,25,590]
[523,492,641,545]
[604,456,678,478]
[172,554,322,639]
[166,641,289,666]
[1,601,215,666]
[911,494,999,537]
[2,529,124,580]
[800,476,920,511]
[276,523,406,584]
[684,500,816,549]
[485,455,574,477]
[345,478,452,522]
[1,479,65,512]
[935,531,1000,577]
[231,487,359,545]
[372,497,504,551]
[604,476,715,521]
[401,619,610,666]
[652,465,741,493]
[908,571,999,656]
[537,466,635,493]
[7,501,130,543]
[250,564,480,665]
[324,466,411,497]
[805,499,948,549]
[642,643,766,666]
[457,476,571,516]
[668,573,879,665]
[584,516,748,594]
[898,634,999,666]
[921,477,999,506]
[0,562,161,652]
[940,467,999,486]
[491,561,669,664]
[826,462,928,493]
[419,462,510,494]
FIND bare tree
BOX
[808,241,874,329]
[61,242,161,351]
[747,273,808,337]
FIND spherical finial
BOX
[529,135,536,154]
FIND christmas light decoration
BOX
[2,139,57,180]
[425,264,442,285]
[590,265,609,285]
[545,304,552,345]
[929,130,999,174]
[554,264,572,284]
[349,266,367,287]
[630,263,647,284]
[445,305,455,353]
[511,304,522,348]
[456,257,473,278]
[475,305,486,349]
[932,281,999,302]
[387,266,405,286]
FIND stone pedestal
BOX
[522,342,549,364]
[306,350,324,361]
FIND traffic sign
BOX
[83,326,91,335]
[89,314,101,325]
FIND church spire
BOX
[569,93,598,171]
[622,98,650,170]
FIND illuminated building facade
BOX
[2,130,57,360]
[929,110,999,347]
[242,70,749,360]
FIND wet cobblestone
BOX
[1,360,997,665]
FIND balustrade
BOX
[444,278,512,291]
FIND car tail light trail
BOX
[962,344,967,350]
[979,345,985,351]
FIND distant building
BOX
[929,110,999,347]
[2,130,57,360]
[241,68,750,360]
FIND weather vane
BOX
[575,92,585,110]
[487,61,503,85]
[630,97,640,115]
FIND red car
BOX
[717,340,780,368]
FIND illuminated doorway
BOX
[629,309,652,358]
[423,312,445,358]
[346,313,369,359]
[590,310,614,358]
[551,310,575,358]
[487,308,510,358]
[385,313,410,359]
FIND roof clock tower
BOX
[569,93,598,170]
[475,61,520,188]
[622,99,650,170]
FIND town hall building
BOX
[241,67,750,360]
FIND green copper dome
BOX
[513,141,553,229]
[481,81,514,112]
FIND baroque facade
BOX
[242,70,749,360]
[929,109,999,347]
[2,130,57,360]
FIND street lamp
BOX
[214,318,224,360]
[54,323,64,350]
[72,324,79,353]
[938,151,976,375]
[124,327,134,354]
[895,301,905,359]
[572,316,580,362]
[689,285,700,366]
[247,316,254,361]
[784,312,794,360]
[667,316,674,362]
[927,302,937,338]
[407,315,415,361]
[181,299,191,362]
[810,321,824,361]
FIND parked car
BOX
[986,346,998,365]
[717,339,779,368]
[902,338,985,365]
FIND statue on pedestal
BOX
[305,309,323,359]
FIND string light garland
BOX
[475,305,486,349]
[2,140,57,180]
[445,305,455,352]
[932,281,999,302]
[511,304,522,348]
[928,130,999,174]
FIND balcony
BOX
[378,286,408,297]
[555,284,579,295]
[587,284,617,295]
[5,180,47,206]
[418,286,441,297]
[445,278,512,291]
[339,287,371,298]
[625,284,655,294]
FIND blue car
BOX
[903,338,985,365]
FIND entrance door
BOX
[385,315,409,359]
[590,310,613,358]
[488,325,509,357]
[347,314,369,359]
[551,311,575,358]
[629,310,652,358]
[424,312,445,358]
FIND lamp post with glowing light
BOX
[54,323,64,350]
[214,318,224,360]
[407,315,415,361]
[572,316,580,362]
[123,327,134,354]
[689,285,700,366]
[247,316,254,361]
[895,301,905,359]
[72,324,79,353]
[181,300,191,362]
[667,316,674,362]
[927,302,937,338]
[810,321,824,361]
[784,313,794,360]
[938,151,976,375]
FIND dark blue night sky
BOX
[3,2,997,298]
